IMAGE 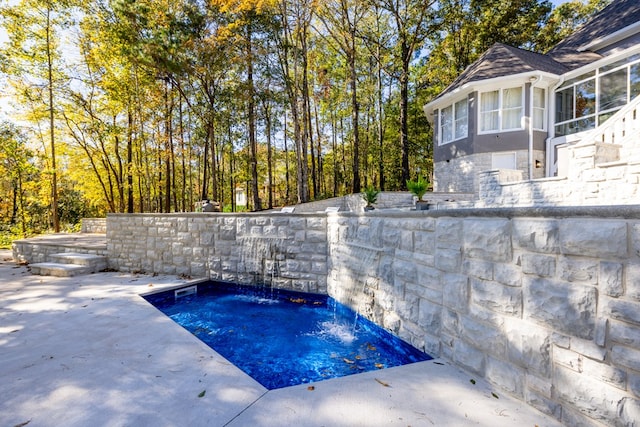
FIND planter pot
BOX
[364,205,375,212]
[415,201,431,211]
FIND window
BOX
[554,54,640,137]
[480,90,499,132]
[533,88,546,130]
[502,87,523,129]
[439,98,468,144]
[599,68,628,112]
[575,79,596,118]
[441,105,453,143]
[454,99,468,139]
[479,86,523,133]
[631,63,640,99]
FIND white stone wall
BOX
[478,141,640,207]
[107,213,328,294]
[326,208,640,426]
[434,150,544,194]
[81,218,107,233]
[107,208,640,426]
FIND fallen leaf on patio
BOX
[13,420,31,427]
[198,390,206,398]
[492,392,499,399]
[470,379,476,384]
[375,378,390,387]
[307,386,315,391]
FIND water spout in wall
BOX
[237,237,284,291]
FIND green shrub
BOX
[406,177,428,201]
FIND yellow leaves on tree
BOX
[208,0,277,15]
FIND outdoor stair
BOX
[29,252,108,277]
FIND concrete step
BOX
[29,262,93,277]
[49,252,108,271]
[29,253,108,277]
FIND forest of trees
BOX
[0,0,608,243]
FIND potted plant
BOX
[406,177,430,210]
[362,185,380,211]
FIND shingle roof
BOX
[434,0,640,105]
[549,0,640,65]
[433,43,568,101]
[428,0,639,105]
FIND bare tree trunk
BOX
[284,110,291,204]
[263,100,274,209]
[377,43,385,191]
[164,79,172,212]
[45,4,59,231]
[399,40,410,189]
[247,23,261,211]
[127,109,134,213]
[331,109,338,197]
[349,48,360,193]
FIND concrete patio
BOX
[0,248,562,426]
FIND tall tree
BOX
[372,0,438,189]
[318,0,366,193]
[275,0,314,203]
[1,0,75,231]
[536,0,610,52]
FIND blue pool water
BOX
[144,281,431,389]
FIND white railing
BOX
[586,95,640,146]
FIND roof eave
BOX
[578,20,640,52]
[423,71,560,121]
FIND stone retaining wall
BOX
[81,218,107,233]
[107,213,328,294]
[326,207,640,426]
[478,142,640,207]
[108,208,640,426]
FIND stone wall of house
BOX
[106,213,328,294]
[434,150,545,194]
[326,207,640,427]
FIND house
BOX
[423,0,640,196]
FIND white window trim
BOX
[478,85,525,135]
[438,97,468,145]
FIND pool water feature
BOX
[144,281,431,390]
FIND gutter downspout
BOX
[546,75,565,177]
[529,74,542,180]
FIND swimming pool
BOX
[143,281,431,389]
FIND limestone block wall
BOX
[478,142,640,207]
[81,218,107,233]
[282,192,419,212]
[107,213,328,294]
[326,207,640,426]
[434,150,545,195]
